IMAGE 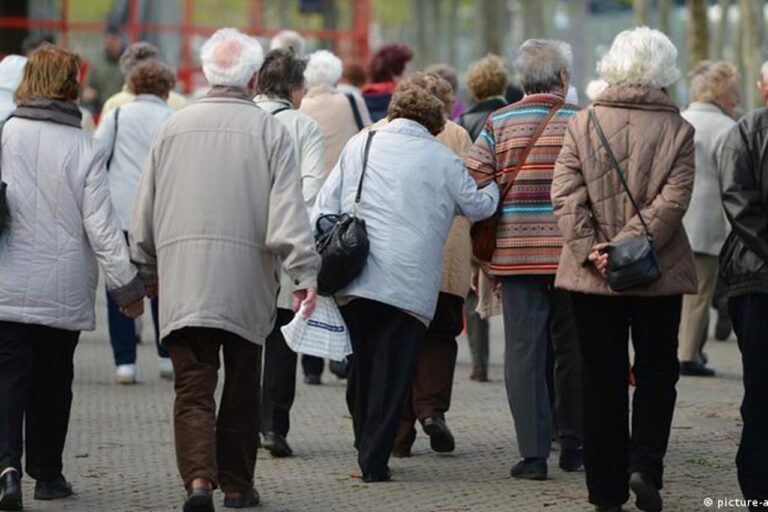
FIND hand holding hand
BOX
[293,287,318,319]
[120,299,145,319]
[588,243,609,277]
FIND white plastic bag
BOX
[281,296,352,362]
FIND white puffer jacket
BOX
[0,113,143,331]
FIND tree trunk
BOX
[740,0,765,108]
[566,0,589,100]
[481,0,505,55]
[447,0,459,65]
[515,0,545,43]
[415,0,429,69]
[712,0,731,59]
[633,0,649,26]
[659,0,673,35]
[687,0,709,69]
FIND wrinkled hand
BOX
[588,243,609,277]
[293,287,318,319]
[120,299,145,319]
[145,285,158,300]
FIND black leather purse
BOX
[0,121,9,236]
[589,109,661,292]
[315,131,376,295]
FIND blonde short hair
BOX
[598,27,681,88]
[689,61,739,103]
[466,54,508,101]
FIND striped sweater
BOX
[466,93,578,276]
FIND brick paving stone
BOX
[17,294,746,512]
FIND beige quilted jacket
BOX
[552,85,697,297]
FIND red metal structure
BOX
[0,0,372,92]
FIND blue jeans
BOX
[106,290,167,365]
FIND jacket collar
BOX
[467,96,507,114]
[133,94,167,105]
[686,101,730,117]
[252,95,293,112]
[381,118,434,139]
[12,98,82,128]
[305,84,337,98]
[362,81,396,95]
[594,85,679,113]
[206,86,253,101]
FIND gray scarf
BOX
[12,98,82,128]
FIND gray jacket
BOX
[312,119,499,321]
[130,89,321,344]
[681,102,735,256]
[0,114,142,331]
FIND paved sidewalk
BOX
[17,307,745,512]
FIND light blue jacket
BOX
[312,118,499,321]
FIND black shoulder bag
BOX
[589,109,661,292]
[0,121,9,235]
[344,92,364,131]
[314,131,376,295]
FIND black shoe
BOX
[715,314,732,341]
[223,489,259,508]
[303,374,322,385]
[362,468,391,483]
[329,360,348,379]
[34,475,73,501]
[0,469,22,511]
[183,487,214,512]
[262,432,293,458]
[680,361,716,377]
[629,472,662,512]
[421,416,455,453]
[509,458,547,480]
[559,447,583,472]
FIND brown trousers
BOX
[394,293,463,451]
[166,327,262,493]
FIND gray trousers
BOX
[501,275,582,458]
[464,290,489,370]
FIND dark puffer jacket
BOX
[718,107,768,296]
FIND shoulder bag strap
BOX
[496,100,564,206]
[589,108,652,237]
[0,121,5,182]
[353,130,376,207]
[345,92,364,131]
[106,106,120,171]
[270,106,291,117]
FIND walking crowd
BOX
[0,21,766,512]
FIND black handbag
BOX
[589,109,661,292]
[315,131,376,295]
[0,121,9,236]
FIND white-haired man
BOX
[130,28,320,512]
[467,39,583,480]
[269,29,305,57]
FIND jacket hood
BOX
[0,55,27,93]
[594,85,679,113]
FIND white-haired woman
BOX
[552,27,696,512]
[300,49,371,174]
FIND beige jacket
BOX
[369,118,474,298]
[552,85,697,296]
[300,84,371,174]
[130,88,321,344]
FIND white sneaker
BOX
[159,358,174,381]
[115,364,138,384]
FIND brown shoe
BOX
[470,365,488,382]
[223,488,260,509]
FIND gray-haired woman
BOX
[552,27,697,512]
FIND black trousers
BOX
[260,309,297,438]
[730,294,768,509]
[341,299,425,476]
[0,321,80,481]
[571,294,681,508]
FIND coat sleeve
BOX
[552,121,596,265]
[465,119,497,188]
[447,154,499,222]
[614,124,695,250]
[129,137,159,286]
[266,126,322,291]
[93,108,117,158]
[719,119,768,260]
[311,158,344,229]
[81,145,144,307]
[300,118,326,211]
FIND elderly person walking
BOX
[362,43,413,122]
[100,42,186,118]
[301,49,371,161]
[552,28,697,512]
[718,82,768,512]
[130,29,320,512]
[678,61,739,377]
[313,77,498,483]
[467,39,583,480]
[253,49,327,459]
[457,54,509,382]
[0,44,144,511]
[95,59,177,384]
